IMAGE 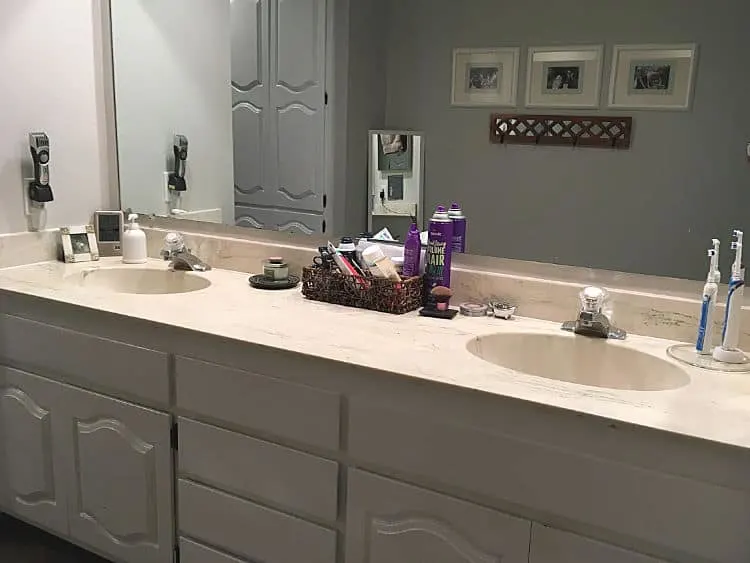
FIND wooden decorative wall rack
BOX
[490,114,633,149]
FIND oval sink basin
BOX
[467,333,689,391]
[73,268,211,295]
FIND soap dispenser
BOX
[122,213,148,264]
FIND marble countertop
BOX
[1,258,750,450]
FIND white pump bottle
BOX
[122,213,148,264]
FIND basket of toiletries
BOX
[302,239,424,314]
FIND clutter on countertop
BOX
[249,255,299,290]
[262,257,289,281]
[301,238,423,314]
[459,302,489,317]
[489,300,517,320]
[419,286,458,320]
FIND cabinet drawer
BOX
[530,525,667,563]
[178,417,338,521]
[349,400,750,563]
[175,356,340,450]
[180,538,248,563]
[179,479,336,563]
[346,469,531,563]
[0,314,169,405]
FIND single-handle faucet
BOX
[160,232,211,272]
[561,286,626,340]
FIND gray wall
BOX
[343,0,387,235]
[330,0,387,237]
[384,0,750,280]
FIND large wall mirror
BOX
[109,0,750,280]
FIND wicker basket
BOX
[302,267,423,314]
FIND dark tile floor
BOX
[0,514,110,562]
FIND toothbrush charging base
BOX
[712,346,747,364]
[667,344,750,372]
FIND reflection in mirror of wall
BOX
[111,0,750,280]
[368,131,425,240]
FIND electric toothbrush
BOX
[696,239,720,355]
[713,230,746,364]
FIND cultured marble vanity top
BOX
[1,258,750,450]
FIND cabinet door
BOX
[0,367,68,535]
[61,386,173,563]
[529,524,668,563]
[346,469,530,563]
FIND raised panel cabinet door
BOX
[0,367,68,535]
[529,524,669,563]
[346,469,530,563]
[60,387,173,563]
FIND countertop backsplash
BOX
[142,226,745,349]
[0,226,745,349]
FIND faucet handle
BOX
[163,232,186,252]
[580,286,607,314]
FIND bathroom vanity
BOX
[0,260,748,563]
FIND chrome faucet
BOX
[160,232,211,272]
[561,286,626,340]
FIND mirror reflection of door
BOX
[231,0,327,235]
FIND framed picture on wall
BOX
[525,45,604,108]
[608,44,698,110]
[451,47,520,107]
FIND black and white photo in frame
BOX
[526,45,603,108]
[60,225,99,263]
[452,47,519,106]
[609,44,697,109]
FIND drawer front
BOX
[178,417,338,521]
[175,356,340,450]
[347,469,531,563]
[349,400,750,563]
[530,525,668,563]
[180,538,248,563]
[179,479,336,563]
[0,314,169,405]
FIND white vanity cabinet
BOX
[529,525,668,563]
[61,385,173,563]
[345,469,531,563]
[0,367,69,536]
[0,310,174,563]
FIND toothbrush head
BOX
[733,230,744,243]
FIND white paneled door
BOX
[232,0,327,235]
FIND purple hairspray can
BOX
[425,205,454,291]
[448,202,467,253]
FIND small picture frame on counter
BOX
[60,225,99,263]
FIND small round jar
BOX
[263,257,289,281]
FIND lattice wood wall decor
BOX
[490,114,633,149]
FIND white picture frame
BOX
[525,45,604,108]
[61,225,99,263]
[608,43,698,110]
[451,47,520,107]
